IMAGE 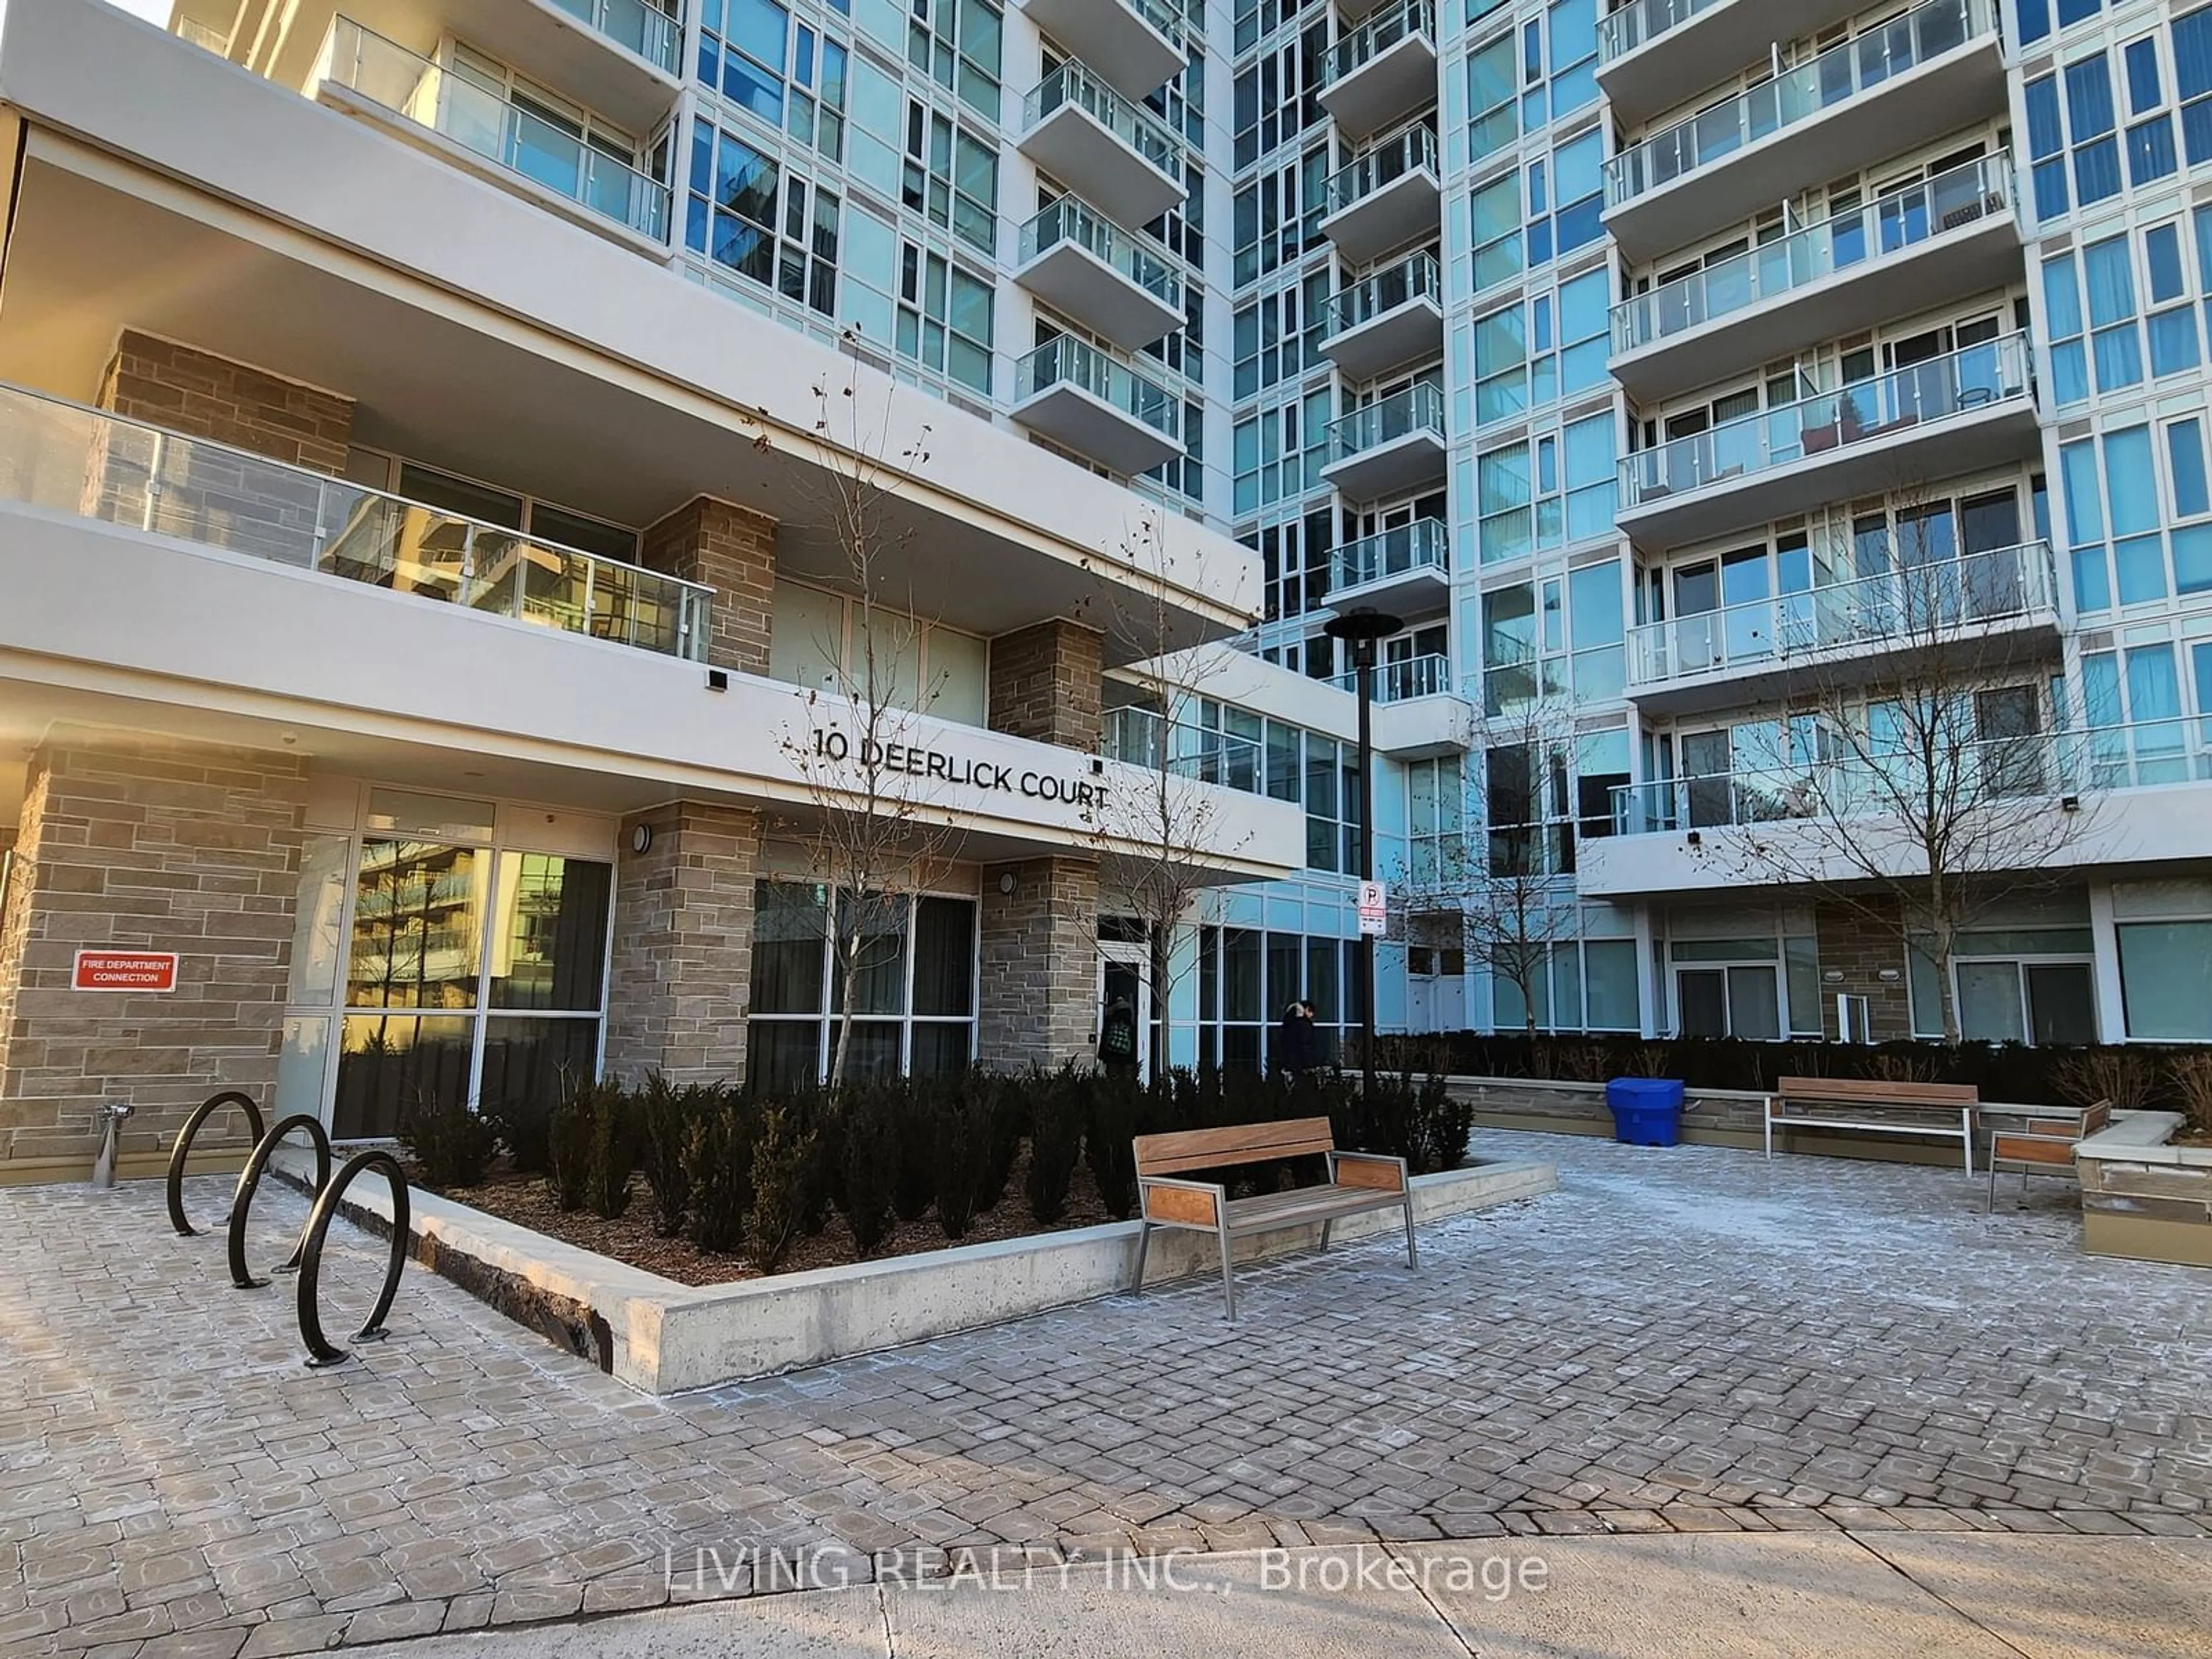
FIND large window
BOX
[696,0,849,161]
[747,882,978,1086]
[687,123,841,315]
[1194,926,1362,1072]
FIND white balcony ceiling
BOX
[1014,239,1184,353]
[1018,0,1184,101]
[1319,168,1441,268]
[1321,291,1444,383]
[1319,33,1439,144]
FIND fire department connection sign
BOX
[1357,881,1389,938]
[73,951,180,993]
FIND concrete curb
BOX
[270,1149,1558,1393]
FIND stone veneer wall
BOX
[97,330,355,474]
[987,620,1104,752]
[977,856,1100,1071]
[0,736,306,1173]
[642,497,777,676]
[603,803,763,1085]
[1814,900,1915,1041]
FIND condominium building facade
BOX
[3,0,2211,1180]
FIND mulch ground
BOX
[403,1150,1121,1288]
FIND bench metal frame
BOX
[1979,1099,2109,1213]
[1764,1078,1978,1174]
[1131,1118,1415,1320]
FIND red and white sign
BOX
[73,951,180,993]
[1357,880,1389,938]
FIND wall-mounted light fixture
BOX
[1877,967,1902,983]
[997,872,1017,896]
[2061,794,2081,812]
[1684,830,1702,846]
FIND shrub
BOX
[931,1078,997,1240]
[978,1074,1026,1211]
[745,1105,817,1274]
[547,1081,641,1219]
[893,1078,939,1224]
[832,1086,900,1255]
[684,1095,756,1256]
[397,1093,498,1189]
[1084,1072,1144,1219]
[2165,1054,2212,1138]
[487,1091,555,1175]
[638,1074,710,1238]
[1412,1075,1474,1175]
[2052,1049,2160,1113]
[547,1092,594,1212]
[1025,1065,1086,1224]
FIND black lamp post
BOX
[1324,605,1400,1096]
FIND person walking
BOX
[1274,999,1322,1082]
[1097,994,1139,1078]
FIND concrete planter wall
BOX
[274,1148,1556,1394]
[2075,1112,2209,1267]
[1444,1075,1770,1146]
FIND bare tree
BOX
[769,344,969,1087]
[1691,501,2097,1042]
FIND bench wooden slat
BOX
[1223,1186,1402,1229]
[1775,1077,1978,1106]
[1133,1116,1336,1176]
[1143,1184,1219,1228]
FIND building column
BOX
[0,733,307,1180]
[603,802,763,1086]
[642,497,777,676]
[1813,900,1914,1041]
[977,856,1100,1071]
[97,330,356,473]
[2087,881,2129,1044]
[987,619,1104,752]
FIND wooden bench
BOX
[1980,1099,2112,1212]
[1765,1077,1980,1173]
[1130,1116,1415,1320]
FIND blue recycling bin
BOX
[1606,1078,1685,1147]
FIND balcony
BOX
[1320,126,1441,267]
[1016,198,1185,352]
[1612,153,2021,403]
[1322,251,1444,382]
[0,380,710,659]
[1013,336,1184,475]
[1019,0,1185,100]
[1103,707,1263,791]
[1618,333,2037,550]
[1320,0,1438,143]
[1598,0,1865,127]
[1328,519,1450,618]
[312,18,671,249]
[1334,654,1471,755]
[1321,383,1448,501]
[1624,542,2062,717]
[1018,62,1185,232]
[548,0,682,78]
[1602,0,2004,264]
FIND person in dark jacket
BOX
[1274,1000,1323,1081]
[1097,995,1139,1077]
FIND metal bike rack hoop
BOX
[225,1115,332,1290]
[295,1150,411,1369]
[165,1090,266,1237]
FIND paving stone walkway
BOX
[2,1133,2209,1656]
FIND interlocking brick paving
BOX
[2,1133,2209,1654]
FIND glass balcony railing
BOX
[1625,541,2058,689]
[1325,251,1443,337]
[0,381,711,659]
[317,18,672,240]
[547,0,683,75]
[1325,382,1446,467]
[1334,653,1452,703]
[1598,0,1725,62]
[1610,721,2212,837]
[1121,0,1188,47]
[1322,0,1435,87]
[1332,519,1449,594]
[1620,332,2032,511]
[1018,198,1184,311]
[1325,123,1439,215]
[1103,707,1263,791]
[1613,153,2013,356]
[1605,0,1997,209]
[1021,60,1183,180]
[1016,336,1183,444]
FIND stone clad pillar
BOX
[0,734,306,1177]
[987,619,1104,752]
[1815,900,1914,1041]
[976,856,1101,1071]
[603,802,763,1086]
[642,497,777,676]
[97,331,355,473]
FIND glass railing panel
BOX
[1613,153,2012,354]
[1124,0,1187,47]
[1620,334,2030,509]
[1102,709,1262,790]
[1323,0,1435,86]
[1334,653,1452,702]
[1327,252,1443,335]
[547,0,683,74]
[1605,0,1997,207]
[321,19,672,239]
[0,381,709,659]
[1625,541,2057,685]
[1598,0,1723,62]
[1022,61,1183,179]
[1325,382,1446,464]
[1334,519,1448,590]
[1016,338,1183,441]
[1325,124,1439,214]
[1018,199,1184,308]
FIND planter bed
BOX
[2076,1112,2212,1267]
[270,1146,1558,1394]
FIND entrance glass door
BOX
[1099,946,1152,1083]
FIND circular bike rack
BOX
[295,1150,410,1370]
[165,1090,266,1237]
[226,1115,333,1290]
